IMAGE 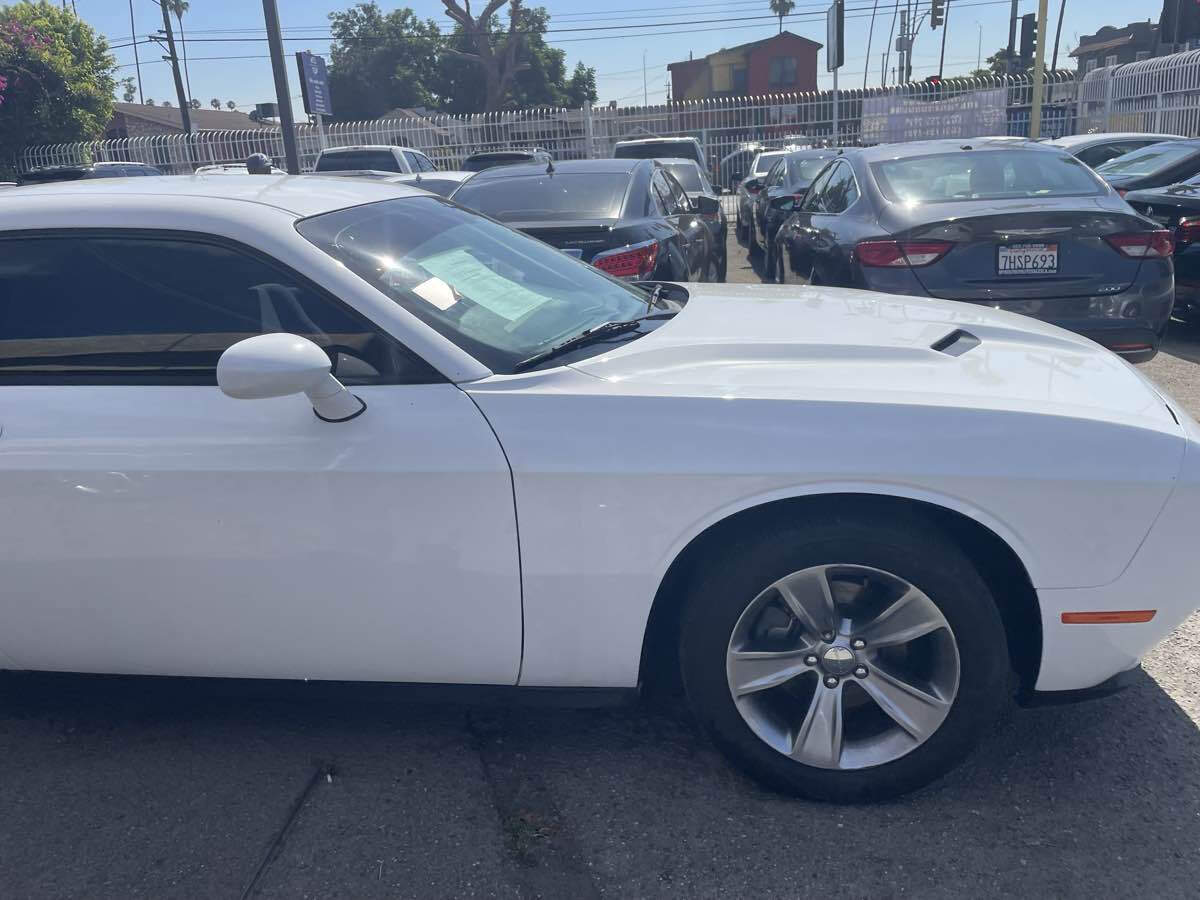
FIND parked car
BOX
[19,162,163,184]
[772,138,1173,361]
[750,148,840,271]
[0,176,1197,802]
[613,136,707,172]
[734,149,790,243]
[194,163,286,175]
[313,145,438,175]
[1125,179,1200,325]
[315,169,473,197]
[461,148,553,172]
[449,158,721,282]
[717,143,764,193]
[656,157,728,280]
[1093,139,1200,194]
[1045,132,1184,169]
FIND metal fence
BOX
[17,50,1200,187]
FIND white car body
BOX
[0,177,1196,702]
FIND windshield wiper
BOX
[512,313,674,372]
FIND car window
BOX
[414,152,436,172]
[297,196,659,374]
[1094,143,1200,177]
[406,177,461,197]
[647,178,667,216]
[1076,143,1124,168]
[615,141,701,164]
[799,165,835,211]
[0,234,430,384]
[871,150,1106,203]
[402,150,422,172]
[664,171,691,212]
[315,150,402,173]
[453,172,632,221]
[651,170,679,214]
[821,162,859,214]
[752,152,785,176]
[764,161,784,189]
[662,162,703,192]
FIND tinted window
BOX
[664,171,690,211]
[662,162,703,191]
[0,235,424,383]
[1095,143,1200,177]
[402,150,422,172]
[871,150,1105,203]
[462,153,535,172]
[315,150,401,173]
[453,173,630,221]
[800,165,835,212]
[787,155,835,185]
[416,153,436,172]
[1075,143,1126,168]
[615,141,701,164]
[651,171,678,214]
[820,162,858,213]
[297,197,661,374]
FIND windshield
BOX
[315,150,400,173]
[789,155,835,183]
[871,150,1106,203]
[462,153,535,172]
[451,172,630,222]
[615,141,700,162]
[296,197,656,373]
[1095,143,1200,177]
[751,152,785,176]
[662,163,703,191]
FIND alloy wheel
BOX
[725,564,960,770]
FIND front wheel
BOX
[680,506,1009,801]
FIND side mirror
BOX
[217,333,366,423]
[694,195,720,215]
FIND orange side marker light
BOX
[1061,610,1157,624]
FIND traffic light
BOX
[930,0,945,30]
[1019,12,1036,63]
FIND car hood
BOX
[567,283,1178,431]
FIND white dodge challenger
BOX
[0,176,1195,801]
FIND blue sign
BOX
[296,51,333,117]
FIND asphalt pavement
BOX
[2,232,1199,898]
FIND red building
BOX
[668,31,822,101]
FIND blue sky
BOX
[81,0,1143,115]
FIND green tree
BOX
[440,0,528,111]
[120,75,136,102]
[768,0,795,33]
[168,0,191,103]
[327,3,441,120]
[225,99,235,110]
[976,48,1028,77]
[210,97,220,109]
[436,6,597,112]
[0,2,115,173]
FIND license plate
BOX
[997,242,1058,275]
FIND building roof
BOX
[668,30,822,70]
[1069,34,1135,57]
[112,102,265,131]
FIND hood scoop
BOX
[931,329,981,357]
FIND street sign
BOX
[295,51,333,118]
[826,0,844,72]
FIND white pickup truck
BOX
[312,144,437,175]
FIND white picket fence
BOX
[17,50,1200,185]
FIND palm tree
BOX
[169,0,192,103]
[768,0,795,33]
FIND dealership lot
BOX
[1,228,1198,899]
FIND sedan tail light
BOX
[1104,231,1173,259]
[856,239,954,268]
[1177,216,1200,247]
[592,239,660,279]
[1116,189,1128,198]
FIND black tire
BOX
[679,503,1010,802]
[748,221,763,259]
[717,247,728,282]
[735,216,747,244]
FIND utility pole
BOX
[898,9,909,84]
[1030,0,1048,138]
[938,0,950,78]
[157,0,191,134]
[643,50,648,106]
[262,0,300,174]
[977,21,982,72]
[1006,0,1019,74]
[864,0,879,89]
[128,0,144,103]
[1051,0,1066,71]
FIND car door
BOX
[650,169,697,279]
[779,162,835,282]
[0,231,522,684]
[755,160,786,242]
[662,169,710,278]
[806,161,862,286]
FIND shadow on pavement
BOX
[0,666,1196,898]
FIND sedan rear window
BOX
[615,141,701,163]
[1095,143,1200,177]
[462,153,537,172]
[315,150,400,173]
[870,150,1105,204]
[452,173,630,222]
[751,152,785,175]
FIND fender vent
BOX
[931,329,981,357]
